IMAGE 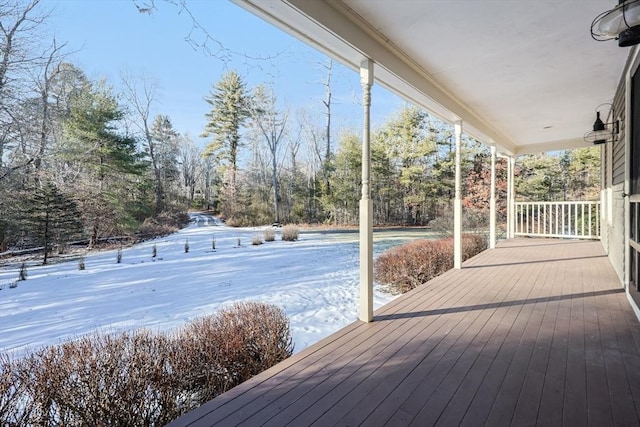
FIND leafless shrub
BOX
[18,263,27,281]
[375,234,487,293]
[462,233,488,260]
[0,354,27,425]
[0,302,293,426]
[263,228,276,242]
[172,302,293,404]
[136,211,190,242]
[281,225,299,242]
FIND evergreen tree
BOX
[22,182,83,264]
[324,131,361,224]
[516,153,566,201]
[376,106,435,224]
[63,81,149,246]
[202,70,250,173]
[149,114,180,213]
[202,71,250,217]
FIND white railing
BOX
[514,201,600,239]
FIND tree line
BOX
[0,0,601,259]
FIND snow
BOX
[0,213,416,356]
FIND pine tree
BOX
[63,81,150,246]
[22,182,83,264]
[202,70,251,169]
[202,71,250,218]
[149,114,180,213]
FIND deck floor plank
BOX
[167,238,640,427]
[249,269,477,426]
[534,256,571,426]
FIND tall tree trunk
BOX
[322,59,333,195]
[272,152,279,224]
[42,209,49,265]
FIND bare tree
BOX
[0,0,50,177]
[32,38,67,172]
[121,71,171,213]
[0,0,46,96]
[250,85,287,224]
[321,59,332,194]
[177,134,201,204]
[132,0,282,65]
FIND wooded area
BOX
[0,0,601,260]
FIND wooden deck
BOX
[170,238,640,426]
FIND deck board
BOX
[168,238,640,427]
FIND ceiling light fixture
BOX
[591,0,640,46]
[584,103,619,145]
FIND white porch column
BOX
[454,121,463,269]
[359,59,374,323]
[508,156,516,238]
[489,146,496,249]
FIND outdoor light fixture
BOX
[584,104,619,145]
[592,0,640,46]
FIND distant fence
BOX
[514,201,600,239]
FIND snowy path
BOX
[0,214,410,355]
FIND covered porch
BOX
[169,1,640,425]
[226,0,632,325]
[171,238,639,426]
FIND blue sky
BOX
[43,0,404,145]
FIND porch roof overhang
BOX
[232,0,633,156]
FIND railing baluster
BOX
[511,201,599,240]
[596,203,600,238]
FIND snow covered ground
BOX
[0,214,425,356]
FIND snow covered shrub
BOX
[281,225,299,241]
[252,235,263,245]
[263,228,276,242]
[375,234,487,293]
[0,302,293,426]
[8,280,17,289]
[18,263,27,281]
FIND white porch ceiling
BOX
[232,0,632,155]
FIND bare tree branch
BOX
[131,0,284,67]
